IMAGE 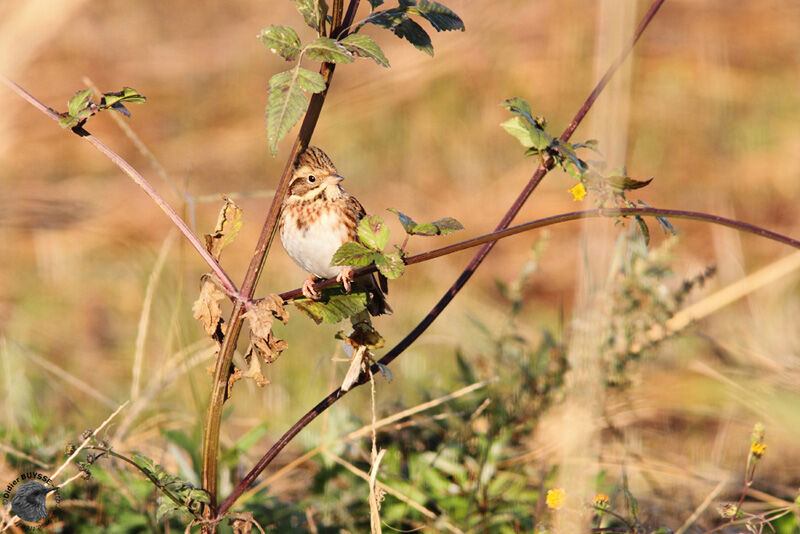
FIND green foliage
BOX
[304,36,355,63]
[358,0,464,57]
[357,214,390,250]
[339,34,390,67]
[294,287,369,324]
[265,65,325,156]
[59,87,146,128]
[292,0,328,32]
[388,208,464,236]
[258,25,302,61]
[500,95,675,243]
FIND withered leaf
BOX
[341,344,368,392]
[204,196,243,260]
[244,295,289,364]
[192,278,226,338]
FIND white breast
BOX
[280,208,350,279]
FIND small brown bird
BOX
[279,146,391,316]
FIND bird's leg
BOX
[336,267,354,293]
[302,275,321,300]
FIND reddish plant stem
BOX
[218,0,667,516]
[0,75,240,299]
[277,206,800,302]
[200,1,362,515]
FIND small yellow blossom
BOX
[568,183,586,201]
[546,488,566,510]
[592,493,610,508]
[750,441,767,458]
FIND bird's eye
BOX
[307,175,316,183]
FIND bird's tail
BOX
[360,273,392,316]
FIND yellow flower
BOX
[568,183,586,201]
[592,493,610,508]
[546,488,566,510]
[750,441,767,458]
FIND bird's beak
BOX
[325,175,344,186]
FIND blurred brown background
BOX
[2,0,800,524]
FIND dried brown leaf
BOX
[244,295,289,365]
[192,278,226,338]
[204,196,243,260]
[341,344,368,392]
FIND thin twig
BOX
[0,75,240,300]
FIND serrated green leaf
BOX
[331,241,376,267]
[294,288,368,324]
[357,215,390,251]
[258,25,302,61]
[374,251,405,279]
[412,0,464,31]
[394,17,433,55]
[296,67,326,93]
[500,97,538,126]
[293,0,328,32]
[266,67,309,156]
[388,208,417,233]
[501,116,552,149]
[305,36,355,63]
[68,89,93,117]
[339,34,390,67]
[573,138,601,154]
[605,175,654,192]
[188,489,210,504]
[363,10,433,56]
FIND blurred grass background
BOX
[2,0,800,529]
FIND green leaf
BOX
[331,241,377,267]
[500,97,538,127]
[357,215,390,251]
[388,208,417,233]
[412,0,464,31]
[68,89,93,117]
[605,175,654,192]
[293,0,327,32]
[258,25,302,61]
[500,116,552,149]
[428,217,463,235]
[339,34,390,67]
[374,251,405,279]
[296,67,326,93]
[294,288,368,324]
[368,0,384,9]
[101,86,146,107]
[394,17,433,55]
[304,36,355,63]
[634,215,650,246]
[363,10,433,56]
[266,67,309,156]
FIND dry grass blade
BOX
[15,341,116,409]
[132,231,177,400]
[674,479,728,534]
